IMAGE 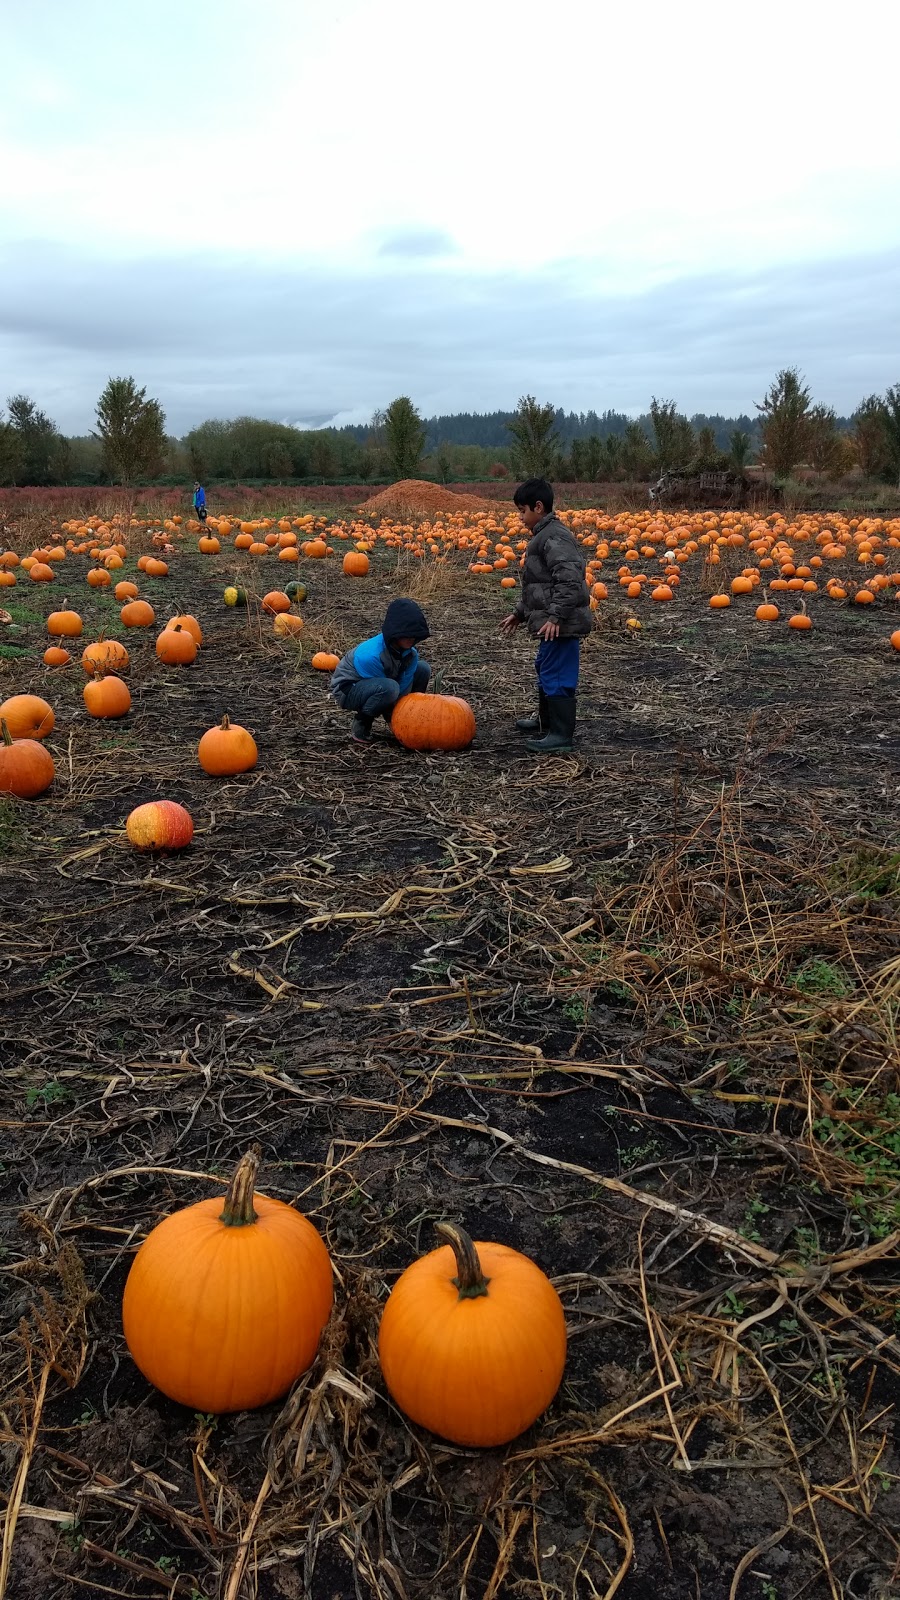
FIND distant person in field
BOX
[193,481,208,523]
[330,598,431,744]
[500,477,591,753]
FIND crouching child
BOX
[330,598,431,744]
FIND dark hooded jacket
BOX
[330,599,430,702]
[515,514,592,637]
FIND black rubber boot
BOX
[351,714,374,743]
[524,696,576,753]
[515,690,548,734]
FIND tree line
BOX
[1,372,898,487]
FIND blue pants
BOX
[340,663,431,720]
[536,638,580,698]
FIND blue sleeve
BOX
[352,634,388,679]
[397,647,419,696]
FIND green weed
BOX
[621,1137,663,1169]
[25,1080,68,1110]
[827,845,900,902]
[793,959,852,998]
[814,1089,900,1239]
[717,1290,746,1319]
[0,643,29,659]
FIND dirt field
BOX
[1,516,899,1600]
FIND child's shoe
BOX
[351,715,373,743]
[524,698,576,754]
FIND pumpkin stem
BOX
[1,718,13,748]
[221,714,231,731]
[435,1222,490,1299]
[220,1148,261,1227]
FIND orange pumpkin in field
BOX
[115,581,139,602]
[342,551,369,577]
[391,693,476,752]
[126,800,194,852]
[43,646,71,667]
[0,694,55,740]
[47,607,83,637]
[0,719,55,798]
[121,1150,333,1413]
[197,716,258,776]
[121,600,156,628]
[83,674,132,718]
[82,637,130,675]
[261,591,291,614]
[311,652,340,671]
[156,625,198,666]
[378,1223,566,1447]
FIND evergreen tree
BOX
[6,394,60,485]
[729,430,753,473]
[93,376,167,483]
[806,405,843,475]
[852,396,890,477]
[384,397,426,480]
[620,421,654,480]
[883,385,900,488]
[756,368,812,477]
[649,398,694,472]
[0,412,25,486]
[507,395,559,478]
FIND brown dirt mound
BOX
[358,479,501,519]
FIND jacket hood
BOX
[382,598,429,645]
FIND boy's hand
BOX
[499,613,521,635]
[537,619,560,640]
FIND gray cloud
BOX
[375,228,459,259]
[1,242,898,434]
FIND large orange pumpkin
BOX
[378,1223,566,1447]
[83,674,132,718]
[0,694,55,741]
[156,624,198,665]
[197,715,258,775]
[122,1150,333,1413]
[47,608,83,637]
[391,693,476,752]
[121,600,156,628]
[342,551,369,577]
[0,719,55,798]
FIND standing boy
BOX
[193,482,208,522]
[500,478,591,753]
[330,598,431,744]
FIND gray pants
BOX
[340,663,431,722]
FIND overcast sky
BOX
[2,0,899,435]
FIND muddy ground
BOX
[1,531,899,1600]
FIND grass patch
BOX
[814,1089,900,1240]
[792,958,853,997]
[827,844,900,901]
[0,643,30,660]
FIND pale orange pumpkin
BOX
[126,800,194,851]
[0,694,55,741]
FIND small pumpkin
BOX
[126,799,194,851]
[311,651,340,671]
[378,1223,566,1447]
[121,600,156,628]
[650,583,673,602]
[709,593,731,609]
[156,624,198,665]
[197,715,258,775]
[342,551,369,577]
[391,693,476,752]
[198,536,221,554]
[43,646,71,667]
[223,586,247,607]
[262,590,291,614]
[115,580,139,601]
[87,567,112,587]
[891,630,900,652]
[284,582,308,603]
[0,693,55,741]
[273,613,304,638]
[788,612,812,631]
[83,674,132,718]
[169,613,203,645]
[82,637,130,675]
[0,718,55,798]
[121,1149,333,1413]
[47,607,83,637]
[144,558,169,578]
[755,603,780,622]
[28,562,55,582]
